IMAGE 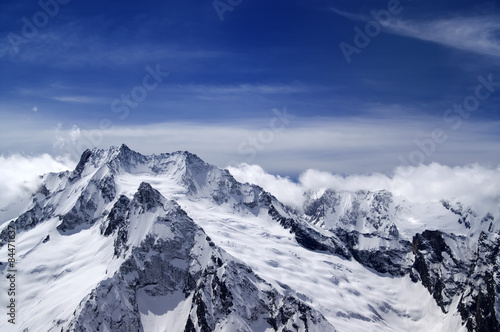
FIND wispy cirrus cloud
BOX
[334,7,500,58]
[52,96,109,104]
[178,83,313,95]
[384,16,500,58]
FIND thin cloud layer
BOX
[2,116,500,176]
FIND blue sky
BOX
[0,0,499,176]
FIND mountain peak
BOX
[133,182,164,211]
[74,145,148,175]
[114,143,141,160]
[119,143,131,151]
[68,146,213,179]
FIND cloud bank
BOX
[227,163,500,213]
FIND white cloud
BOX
[52,124,82,150]
[70,125,81,143]
[226,164,305,208]
[300,163,500,206]
[227,162,500,214]
[0,154,75,214]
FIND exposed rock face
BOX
[102,195,130,237]
[410,230,471,311]
[69,149,93,182]
[458,232,500,332]
[62,182,335,332]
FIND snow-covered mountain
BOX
[0,144,498,331]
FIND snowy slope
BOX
[0,144,498,331]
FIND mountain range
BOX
[0,144,499,332]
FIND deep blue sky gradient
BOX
[0,0,499,174]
